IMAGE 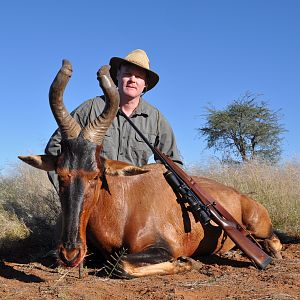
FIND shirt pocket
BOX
[133,132,156,150]
[130,132,156,165]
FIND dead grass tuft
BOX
[0,163,60,258]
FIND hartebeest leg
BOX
[105,247,199,278]
[121,256,197,278]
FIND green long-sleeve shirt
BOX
[45,96,182,168]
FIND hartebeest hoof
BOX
[263,233,283,259]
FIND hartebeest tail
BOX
[19,60,282,277]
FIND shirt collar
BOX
[131,98,149,117]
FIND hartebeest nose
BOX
[59,243,82,267]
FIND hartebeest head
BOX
[19,60,146,267]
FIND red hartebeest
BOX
[19,60,282,277]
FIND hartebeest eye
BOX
[87,173,99,186]
[58,173,71,187]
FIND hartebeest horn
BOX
[49,59,81,140]
[81,65,120,145]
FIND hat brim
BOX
[109,57,159,91]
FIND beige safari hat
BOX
[109,49,159,91]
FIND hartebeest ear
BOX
[18,155,57,171]
[105,160,149,176]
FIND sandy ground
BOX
[1,241,299,300]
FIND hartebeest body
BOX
[19,61,282,277]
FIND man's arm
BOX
[45,128,62,192]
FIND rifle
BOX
[119,109,272,269]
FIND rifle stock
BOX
[119,109,272,269]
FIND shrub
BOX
[0,163,60,258]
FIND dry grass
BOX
[0,203,30,250]
[0,163,60,258]
[189,158,300,237]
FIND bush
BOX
[0,163,60,258]
[0,203,30,252]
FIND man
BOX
[45,49,182,191]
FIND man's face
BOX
[117,64,147,100]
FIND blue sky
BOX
[1,0,299,171]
